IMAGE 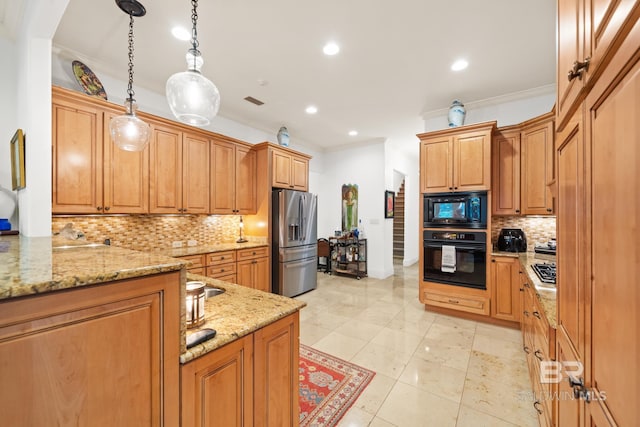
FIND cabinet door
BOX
[0,273,180,426]
[210,139,235,214]
[272,151,293,189]
[150,124,183,213]
[235,146,257,214]
[521,121,554,215]
[555,327,582,427]
[253,313,300,427]
[291,156,308,191]
[183,133,210,214]
[492,131,521,215]
[557,0,585,129]
[490,256,521,322]
[586,44,640,426]
[236,258,256,289]
[103,111,149,214]
[453,131,491,191]
[52,101,103,213]
[181,335,254,427]
[420,138,452,193]
[253,257,270,293]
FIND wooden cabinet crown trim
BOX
[416,120,497,140]
[251,141,312,159]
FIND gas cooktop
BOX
[532,263,556,285]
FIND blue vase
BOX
[277,126,290,147]
[448,100,466,127]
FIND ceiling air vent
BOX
[244,96,264,106]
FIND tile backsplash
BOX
[491,216,556,249]
[52,215,264,252]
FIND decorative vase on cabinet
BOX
[277,126,290,147]
[448,100,466,127]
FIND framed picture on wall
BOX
[384,190,395,219]
[10,129,25,191]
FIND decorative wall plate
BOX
[72,60,107,100]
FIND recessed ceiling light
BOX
[348,130,358,136]
[451,59,469,71]
[323,42,340,56]
[171,26,191,41]
[305,105,318,114]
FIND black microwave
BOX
[424,191,487,229]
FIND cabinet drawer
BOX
[237,246,269,261]
[206,264,237,278]
[188,267,205,276]
[423,291,490,315]
[215,274,237,284]
[207,251,236,265]
[179,254,205,269]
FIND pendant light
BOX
[166,0,220,126]
[109,0,150,152]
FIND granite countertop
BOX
[518,252,557,329]
[180,273,306,364]
[156,241,268,258]
[0,235,186,301]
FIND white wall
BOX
[0,36,19,228]
[423,85,556,132]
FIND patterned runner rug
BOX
[299,344,376,426]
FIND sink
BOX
[204,287,225,299]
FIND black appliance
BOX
[423,230,487,289]
[532,263,556,284]
[497,228,527,252]
[423,191,487,229]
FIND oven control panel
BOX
[424,231,486,242]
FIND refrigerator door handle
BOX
[283,257,316,269]
[299,195,304,242]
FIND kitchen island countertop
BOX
[518,252,557,328]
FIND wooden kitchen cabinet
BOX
[254,313,300,427]
[0,272,180,426]
[418,121,495,193]
[491,128,521,215]
[490,256,521,322]
[210,138,257,214]
[236,246,270,292]
[520,114,555,215]
[149,122,210,214]
[52,89,149,214]
[272,148,309,191]
[181,335,254,427]
[206,250,237,283]
[181,312,299,427]
[491,112,555,216]
[181,253,206,276]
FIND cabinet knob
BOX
[515,209,520,213]
[449,187,453,190]
[533,311,541,319]
[491,259,496,263]
[454,187,458,190]
[546,208,552,212]
[96,206,103,211]
[533,350,544,361]
[252,251,256,255]
[567,57,591,82]
[104,206,110,211]
[523,345,531,354]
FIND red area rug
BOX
[299,344,376,426]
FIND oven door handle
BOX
[424,243,485,251]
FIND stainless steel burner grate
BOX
[532,263,556,284]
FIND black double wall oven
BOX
[423,191,488,290]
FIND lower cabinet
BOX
[490,256,521,322]
[181,312,300,427]
[420,286,490,316]
[0,272,181,426]
[236,247,270,292]
[521,278,556,427]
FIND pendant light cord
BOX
[127,13,136,103]
[190,0,200,69]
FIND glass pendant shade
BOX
[166,50,220,126]
[109,99,151,152]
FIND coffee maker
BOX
[497,228,527,252]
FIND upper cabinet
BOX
[149,123,210,214]
[556,0,639,130]
[272,148,309,191]
[210,138,257,215]
[52,88,149,214]
[491,112,555,216]
[418,121,495,193]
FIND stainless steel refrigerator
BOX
[272,189,318,297]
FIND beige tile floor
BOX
[295,261,540,427]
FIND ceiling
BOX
[4,0,557,151]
